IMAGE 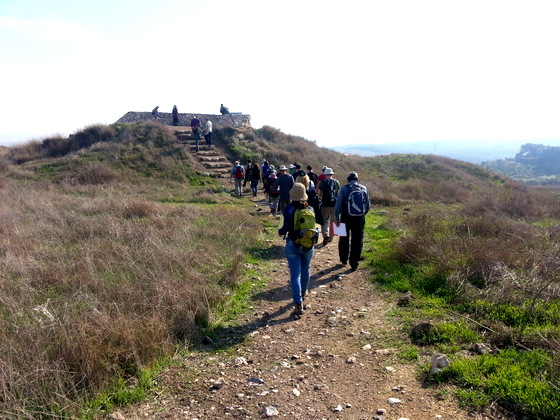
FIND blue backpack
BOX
[347,185,368,216]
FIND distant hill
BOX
[332,138,560,163]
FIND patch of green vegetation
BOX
[415,321,479,345]
[35,161,69,176]
[83,359,170,419]
[439,349,560,419]
[399,345,420,362]
[460,300,560,329]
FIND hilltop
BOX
[1,122,558,419]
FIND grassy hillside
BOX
[1,122,559,419]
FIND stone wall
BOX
[115,112,251,129]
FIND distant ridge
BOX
[332,138,560,163]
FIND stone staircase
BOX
[173,129,232,181]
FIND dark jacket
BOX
[277,173,295,201]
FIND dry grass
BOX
[0,180,261,417]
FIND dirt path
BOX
[109,196,500,420]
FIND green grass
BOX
[83,359,170,419]
[365,206,560,419]
[440,349,560,419]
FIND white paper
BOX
[332,222,347,237]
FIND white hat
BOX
[278,165,288,171]
[289,164,295,169]
[324,167,334,175]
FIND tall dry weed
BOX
[0,180,262,417]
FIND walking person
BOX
[243,159,253,188]
[334,172,370,271]
[306,165,318,189]
[317,166,328,184]
[318,168,340,245]
[278,183,318,316]
[231,161,245,197]
[204,118,212,146]
[261,160,271,195]
[250,162,261,197]
[276,165,295,214]
[267,173,280,215]
[191,116,201,151]
[172,105,179,126]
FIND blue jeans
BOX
[285,240,314,304]
[250,179,259,195]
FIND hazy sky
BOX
[1,0,559,148]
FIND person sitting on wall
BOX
[220,104,230,115]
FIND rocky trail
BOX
[108,194,505,420]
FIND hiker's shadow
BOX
[251,259,346,303]
[199,256,351,353]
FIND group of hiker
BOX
[231,160,371,317]
[151,106,213,147]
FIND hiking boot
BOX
[350,265,358,272]
[339,261,347,267]
[293,302,304,315]
[322,236,330,246]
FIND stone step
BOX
[198,155,228,162]
[202,162,231,169]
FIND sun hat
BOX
[289,164,295,169]
[234,161,240,165]
[347,171,358,181]
[324,167,334,175]
[290,183,308,202]
[269,173,277,179]
[278,165,288,171]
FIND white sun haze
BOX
[0,0,559,147]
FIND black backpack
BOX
[321,178,338,207]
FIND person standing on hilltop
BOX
[204,118,212,146]
[152,106,159,120]
[276,165,295,214]
[191,116,201,149]
[172,105,179,126]
[334,171,370,271]
[278,183,317,316]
